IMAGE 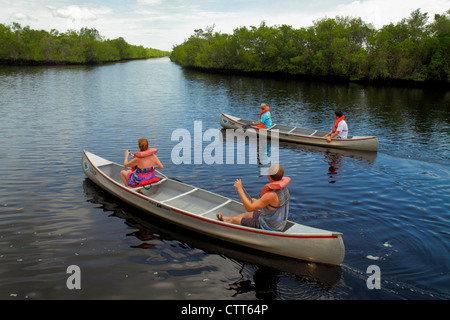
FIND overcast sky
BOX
[1,0,448,51]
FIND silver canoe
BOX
[220,113,379,151]
[82,150,345,265]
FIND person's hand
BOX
[326,137,332,143]
[233,179,243,191]
[125,150,130,157]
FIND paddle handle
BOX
[243,186,253,201]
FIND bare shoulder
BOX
[261,190,278,206]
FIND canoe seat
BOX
[126,177,160,189]
[141,177,167,189]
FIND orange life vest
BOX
[259,176,291,198]
[134,148,157,158]
[333,116,345,133]
[257,106,270,129]
[260,106,270,119]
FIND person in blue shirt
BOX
[252,103,272,129]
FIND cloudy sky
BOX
[1,0,448,51]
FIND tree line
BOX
[0,23,169,65]
[170,9,450,84]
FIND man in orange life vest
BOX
[252,103,272,129]
[217,164,290,232]
[323,110,348,142]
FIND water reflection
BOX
[227,265,279,299]
[127,229,157,249]
[280,141,377,185]
[82,178,342,299]
[324,153,343,184]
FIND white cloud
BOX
[45,5,113,32]
[48,5,98,22]
[11,12,37,22]
[329,0,450,28]
[137,0,163,5]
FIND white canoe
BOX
[220,113,379,152]
[82,150,345,265]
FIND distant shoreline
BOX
[183,65,450,89]
[0,56,169,67]
[0,23,169,66]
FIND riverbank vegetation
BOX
[0,23,169,65]
[170,9,450,84]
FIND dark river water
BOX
[0,57,449,300]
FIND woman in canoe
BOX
[217,164,290,232]
[120,138,164,187]
[324,110,348,142]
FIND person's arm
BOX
[326,130,339,142]
[234,179,277,212]
[154,155,164,169]
[253,112,266,125]
[124,150,138,168]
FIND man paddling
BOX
[252,103,272,129]
[324,110,348,142]
[217,164,290,232]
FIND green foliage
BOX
[170,9,450,83]
[0,23,169,64]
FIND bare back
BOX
[134,154,162,170]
